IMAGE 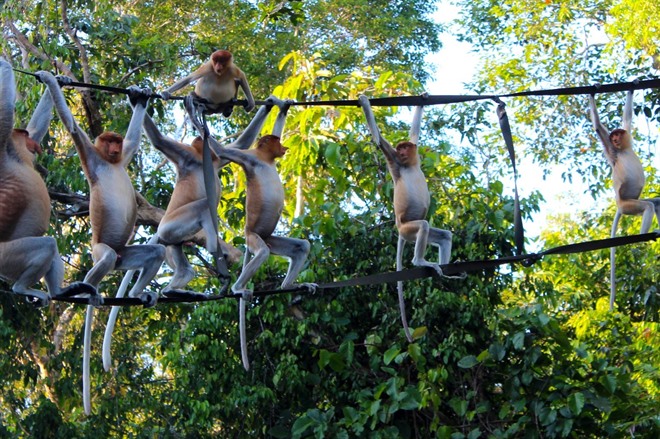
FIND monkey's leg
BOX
[0,237,55,306]
[427,227,453,265]
[399,220,443,276]
[267,236,312,290]
[115,244,166,306]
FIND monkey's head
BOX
[258,134,287,159]
[191,136,219,163]
[609,128,631,150]
[11,128,41,164]
[210,50,233,76]
[95,131,124,164]
[395,141,418,165]
[12,128,42,154]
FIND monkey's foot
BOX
[413,261,444,277]
[137,291,158,307]
[445,271,468,280]
[22,292,50,308]
[416,261,467,280]
[222,105,234,118]
[183,94,209,136]
[232,289,253,302]
[86,294,104,307]
[53,283,103,306]
[56,282,98,298]
[296,283,318,294]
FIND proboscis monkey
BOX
[214,99,315,370]
[0,59,96,307]
[161,50,255,117]
[358,95,452,343]
[101,96,285,372]
[589,90,660,310]
[37,71,166,415]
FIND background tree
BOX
[0,0,658,437]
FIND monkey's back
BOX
[0,156,50,241]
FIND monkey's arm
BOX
[358,95,397,162]
[163,67,204,97]
[271,100,291,138]
[226,97,278,150]
[37,71,96,164]
[26,86,54,144]
[142,113,189,164]
[588,94,614,157]
[211,98,279,167]
[122,87,150,164]
[237,72,255,112]
[623,90,633,133]
[409,105,424,145]
[214,146,256,173]
[0,59,16,152]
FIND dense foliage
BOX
[0,0,658,437]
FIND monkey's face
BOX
[101,140,123,164]
[271,139,287,158]
[211,50,232,75]
[395,142,416,164]
[95,132,124,164]
[609,129,629,150]
[212,60,227,75]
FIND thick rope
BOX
[16,68,660,107]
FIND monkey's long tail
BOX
[239,252,252,371]
[609,209,622,311]
[397,236,413,343]
[240,297,250,370]
[103,236,160,371]
[83,305,94,415]
[102,269,135,371]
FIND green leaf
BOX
[458,355,478,369]
[568,392,585,416]
[412,326,427,339]
[512,332,525,350]
[291,415,315,437]
[448,398,468,416]
[598,375,617,395]
[383,347,401,365]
